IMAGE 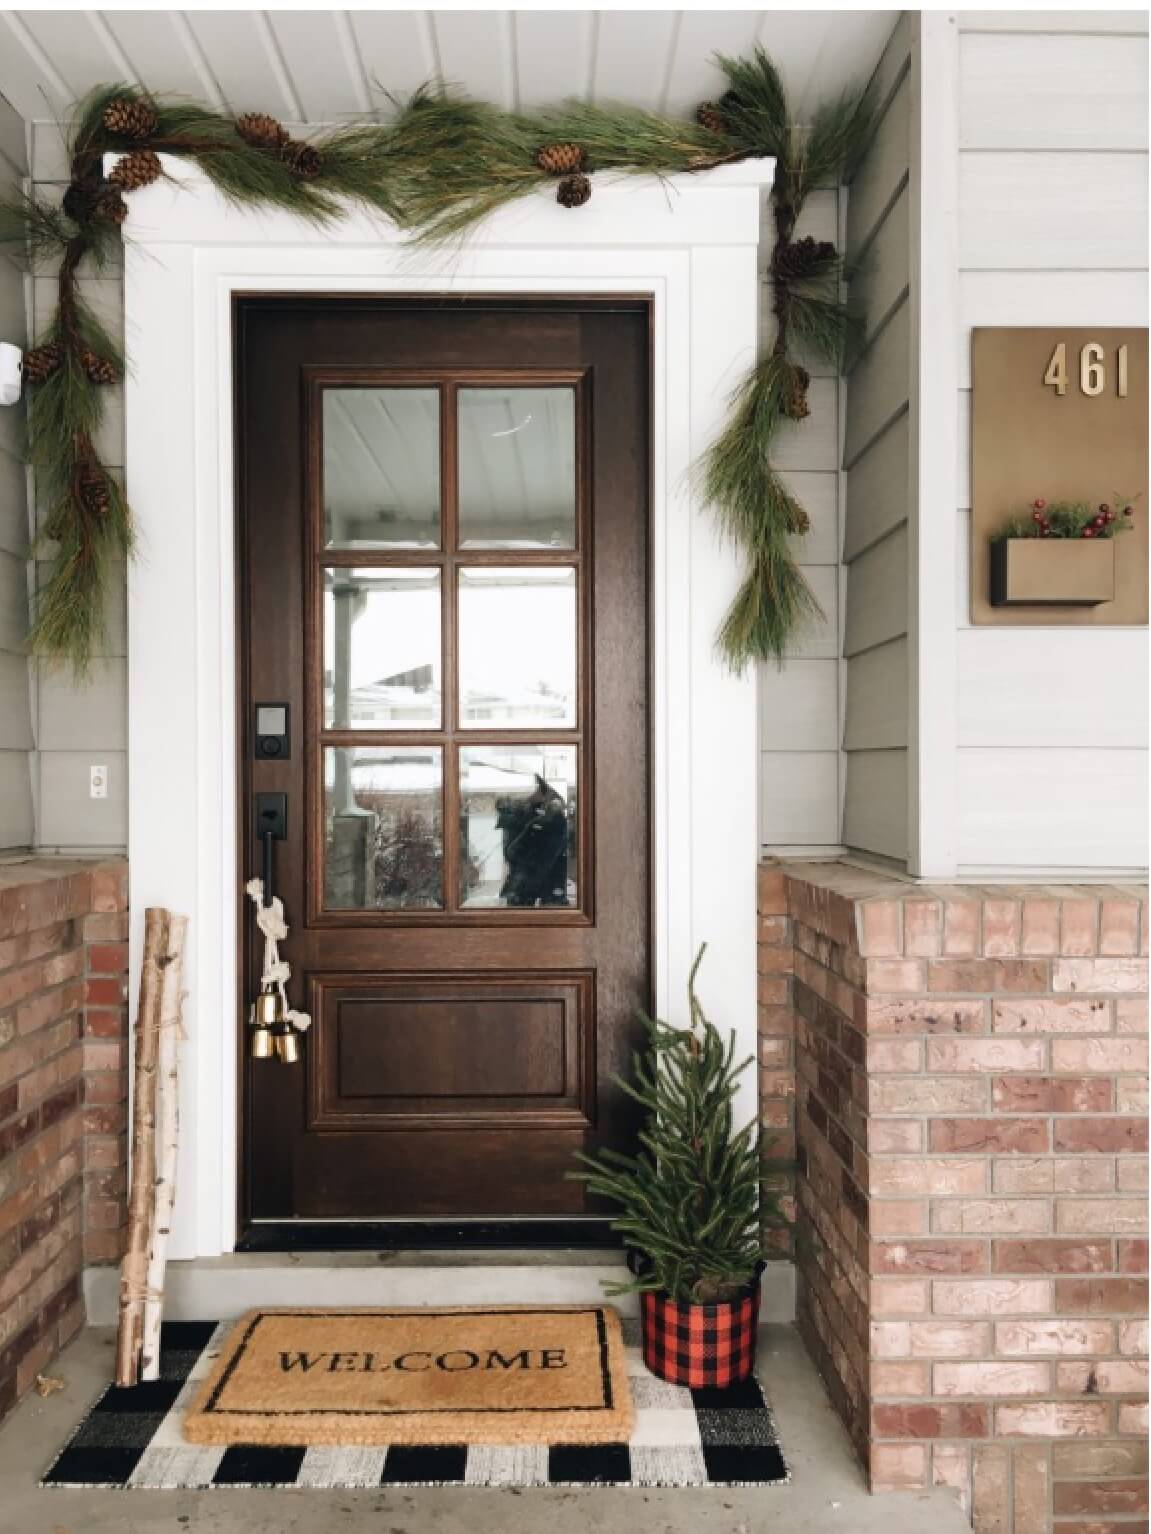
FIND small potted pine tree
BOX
[571,946,775,1389]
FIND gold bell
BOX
[249,981,281,1060]
[274,1022,301,1065]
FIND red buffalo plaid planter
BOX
[640,1281,761,1389]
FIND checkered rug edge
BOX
[43,1319,789,1489]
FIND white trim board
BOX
[122,157,773,1260]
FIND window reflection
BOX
[324,747,443,910]
[460,747,577,909]
[458,387,575,549]
[458,567,576,728]
[323,388,440,549]
[324,567,441,729]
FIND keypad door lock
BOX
[255,703,290,761]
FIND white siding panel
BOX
[0,652,32,751]
[760,751,840,845]
[784,565,839,660]
[0,448,28,559]
[958,631,1149,748]
[843,413,909,561]
[348,12,438,101]
[772,379,839,472]
[38,751,127,850]
[959,13,1148,36]
[39,659,128,752]
[958,390,971,511]
[591,10,678,111]
[958,748,1148,870]
[0,751,33,849]
[779,470,839,566]
[512,12,595,108]
[265,12,368,120]
[843,749,908,860]
[957,509,972,628]
[760,659,840,752]
[846,72,910,261]
[958,271,1149,386]
[961,32,1147,150]
[844,639,909,750]
[960,153,1148,269]
[849,181,910,346]
[843,525,909,657]
[430,11,515,110]
[844,298,910,466]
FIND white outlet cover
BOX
[90,764,108,799]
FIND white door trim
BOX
[122,158,773,1258]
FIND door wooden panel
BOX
[236,297,650,1232]
[308,971,594,1129]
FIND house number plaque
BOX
[971,327,1149,626]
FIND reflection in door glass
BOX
[458,388,575,549]
[458,567,576,728]
[324,567,441,729]
[323,388,440,548]
[324,747,443,910]
[460,747,577,909]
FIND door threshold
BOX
[83,1255,797,1327]
[237,1219,620,1252]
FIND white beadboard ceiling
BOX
[0,9,896,126]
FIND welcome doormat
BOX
[42,1319,789,1488]
[182,1307,633,1446]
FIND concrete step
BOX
[85,1250,797,1325]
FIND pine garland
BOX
[0,52,870,672]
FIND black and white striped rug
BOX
[43,1320,788,1489]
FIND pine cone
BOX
[556,173,592,209]
[102,97,157,140]
[22,342,62,385]
[78,463,111,517]
[281,140,322,178]
[783,366,812,421]
[97,190,129,225]
[236,112,289,150]
[81,350,119,386]
[535,142,585,176]
[107,148,163,193]
[773,235,838,284]
[696,102,727,135]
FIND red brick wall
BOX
[0,860,129,1421]
[762,860,1149,1534]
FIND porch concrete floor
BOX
[1,1323,971,1533]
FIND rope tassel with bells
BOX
[245,878,310,1063]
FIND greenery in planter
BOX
[571,945,781,1304]
[994,493,1140,542]
[1,50,872,672]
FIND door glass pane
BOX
[324,746,443,910]
[458,567,576,728]
[460,746,577,909]
[458,387,575,549]
[324,567,441,729]
[323,388,440,548]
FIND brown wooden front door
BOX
[236,297,650,1239]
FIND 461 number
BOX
[1043,341,1129,399]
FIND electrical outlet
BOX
[90,764,108,799]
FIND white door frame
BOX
[122,156,773,1259]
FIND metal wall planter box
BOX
[989,538,1116,607]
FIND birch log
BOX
[140,913,187,1382]
[114,907,169,1388]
